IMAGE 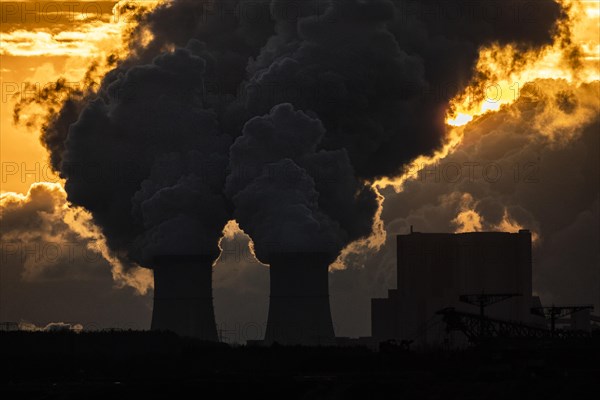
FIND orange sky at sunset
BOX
[0,0,598,340]
[1,1,159,193]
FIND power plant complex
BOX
[148,230,598,346]
[372,229,539,346]
[371,229,597,347]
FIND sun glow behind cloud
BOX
[377,0,599,192]
[363,0,600,257]
[446,0,600,127]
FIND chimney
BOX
[151,254,218,341]
[264,252,335,345]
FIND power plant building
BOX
[372,230,537,346]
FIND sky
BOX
[0,0,599,340]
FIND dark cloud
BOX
[227,103,377,262]
[237,0,564,179]
[62,46,232,266]
[132,151,231,263]
[27,0,564,271]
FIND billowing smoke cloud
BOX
[236,0,563,179]
[62,45,232,265]
[226,103,378,262]
[23,0,564,271]
[132,150,230,262]
[227,0,562,262]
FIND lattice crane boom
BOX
[459,292,521,338]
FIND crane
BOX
[459,292,521,337]
[437,308,550,342]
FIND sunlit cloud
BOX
[446,0,600,127]
[376,0,599,194]
[0,1,161,58]
[0,23,121,57]
[0,182,153,294]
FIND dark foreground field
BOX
[1,331,599,399]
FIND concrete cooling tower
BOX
[264,252,335,346]
[151,254,218,341]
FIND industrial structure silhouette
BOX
[370,229,598,346]
[144,229,598,346]
[373,229,541,346]
[151,254,219,341]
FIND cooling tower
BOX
[151,254,218,341]
[264,252,335,345]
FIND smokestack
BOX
[151,254,218,341]
[264,252,335,345]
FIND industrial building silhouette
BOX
[151,254,219,341]
[372,229,538,345]
[151,251,336,346]
[146,230,597,346]
[371,229,596,346]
